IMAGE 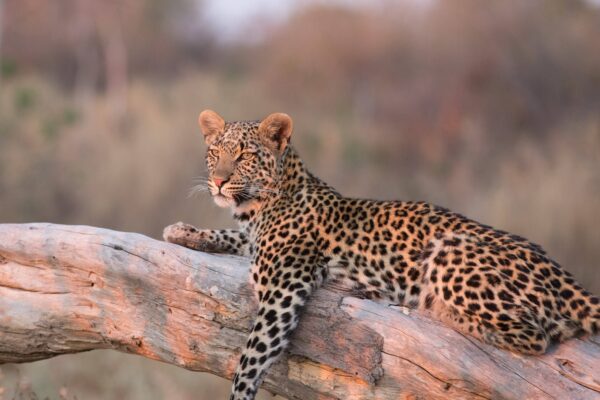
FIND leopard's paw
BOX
[163,222,218,252]
[163,222,199,243]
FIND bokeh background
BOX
[1,0,599,398]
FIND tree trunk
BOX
[0,223,598,400]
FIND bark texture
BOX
[0,223,599,400]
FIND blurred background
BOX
[1,0,599,398]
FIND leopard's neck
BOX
[277,146,314,194]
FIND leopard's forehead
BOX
[213,120,261,152]
[223,120,260,140]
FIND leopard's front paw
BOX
[162,222,218,252]
[163,222,198,242]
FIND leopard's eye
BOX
[238,152,255,161]
[208,149,220,158]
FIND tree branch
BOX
[0,223,598,399]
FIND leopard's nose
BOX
[213,178,227,188]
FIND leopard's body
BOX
[164,110,600,400]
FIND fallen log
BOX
[0,223,598,399]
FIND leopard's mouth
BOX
[210,181,259,208]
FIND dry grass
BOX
[0,351,278,400]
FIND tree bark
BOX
[0,223,598,400]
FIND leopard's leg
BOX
[419,234,550,355]
[428,298,550,354]
[163,222,250,256]
[229,245,322,400]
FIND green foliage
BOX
[1,58,18,79]
[62,108,79,125]
[14,86,36,114]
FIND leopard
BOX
[163,109,600,400]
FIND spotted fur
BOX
[164,110,600,400]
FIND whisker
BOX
[246,184,283,197]
[188,183,210,198]
[192,177,210,183]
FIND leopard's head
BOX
[197,109,293,209]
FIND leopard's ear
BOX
[198,109,225,145]
[258,112,293,156]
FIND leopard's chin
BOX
[213,194,235,208]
